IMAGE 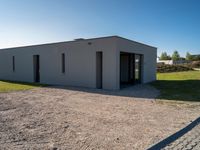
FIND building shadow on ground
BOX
[48,84,159,100]
[1,79,200,102]
[0,79,159,99]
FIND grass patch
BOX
[0,80,45,92]
[151,71,200,102]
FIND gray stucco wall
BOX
[0,37,118,90]
[0,36,156,90]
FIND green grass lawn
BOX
[151,71,200,102]
[0,80,44,92]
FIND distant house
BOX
[0,36,157,90]
[191,54,200,61]
[157,60,173,65]
[157,58,190,65]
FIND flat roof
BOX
[0,35,157,50]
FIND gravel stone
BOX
[0,85,199,149]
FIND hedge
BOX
[157,64,193,73]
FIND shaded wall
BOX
[116,37,157,88]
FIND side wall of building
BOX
[0,38,118,90]
[116,37,157,88]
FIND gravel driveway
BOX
[0,85,199,150]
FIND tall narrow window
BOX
[12,56,15,72]
[61,53,65,73]
[96,52,102,88]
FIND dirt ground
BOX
[0,85,200,150]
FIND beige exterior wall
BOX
[0,36,156,90]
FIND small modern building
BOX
[0,36,157,90]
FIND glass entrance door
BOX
[135,54,142,83]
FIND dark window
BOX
[61,53,65,73]
[12,56,15,72]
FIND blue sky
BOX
[0,0,200,57]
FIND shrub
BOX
[157,64,193,73]
[188,61,200,68]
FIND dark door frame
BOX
[96,51,103,89]
[33,55,40,83]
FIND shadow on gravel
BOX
[0,79,158,99]
[48,84,159,99]
[151,80,200,102]
[147,116,200,150]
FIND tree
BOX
[186,52,193,61]
[172,51,180,61]
[160,52,171,60]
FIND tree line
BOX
[159,51,200,61]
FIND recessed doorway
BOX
[120,52,142,88]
